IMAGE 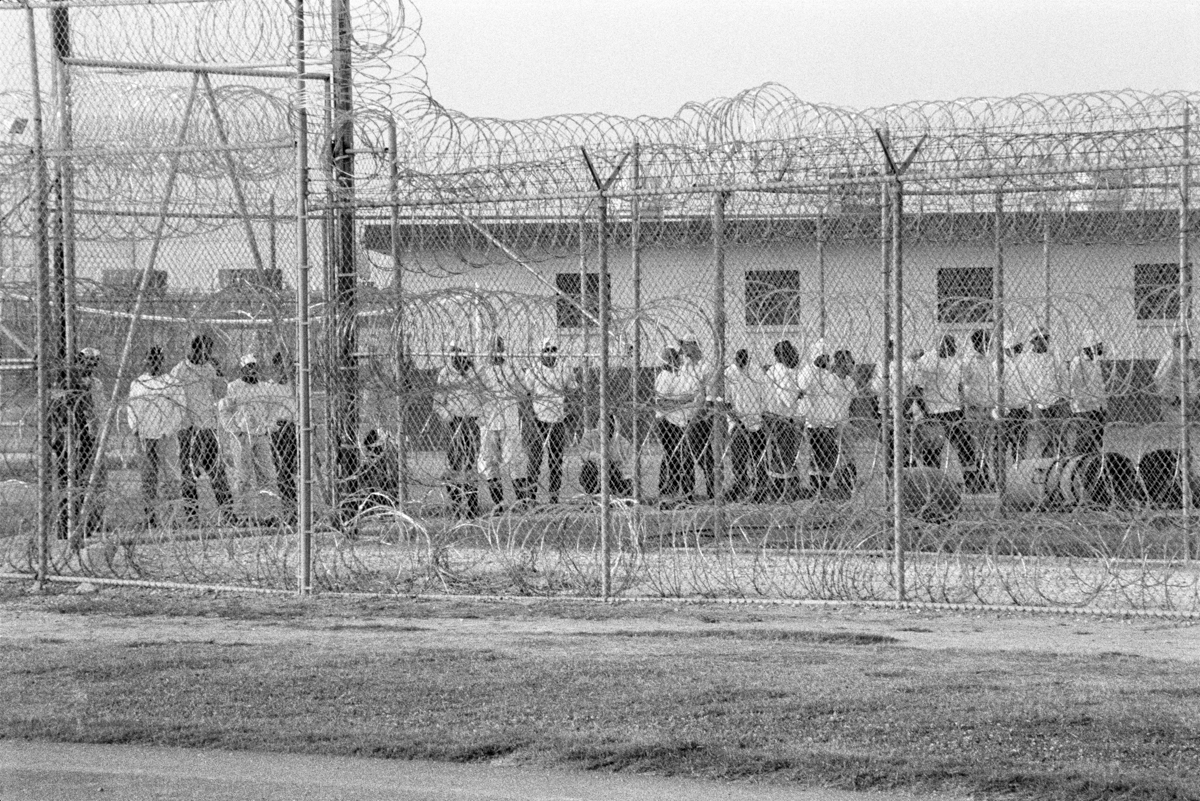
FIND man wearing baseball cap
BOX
[522,338,575,505]
[219,353,277,519]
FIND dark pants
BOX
[685,412,716,498]
[1072,409,1106,457]
[527,418,567,500]
[179,426,233,522]
[139,437,166,525]
[920,410,979,481]
[657,418,689,497]
[52,426,101,539]
[447,416,480,517]
[729,423,767,500]
[807,425,840,490]
[580,461,633,497]
[271,422,298,520]
[1003,408,1032,464]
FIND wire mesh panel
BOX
[1,0,1199,611]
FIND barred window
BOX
[745,270,802,327]
[936,267,993,324]
[1134,263,1191,321]
[556,272,604,328]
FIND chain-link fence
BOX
[2,0,1199,612]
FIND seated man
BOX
[576,415,634,498]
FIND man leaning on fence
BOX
[127,345,185,529]
[170,334,235,526]
[434,344,483,519]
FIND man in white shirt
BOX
[1021,326,1069,458]
[170,334,235,525]
[1067,331,1107,457]
[763,340,801,500]
[267,352,299,523]
[476,336,531,513]
[654,347,697,503]
[915,334,982,492]
[127,346,185,528]
[960,330,997,490]
[1000,330,1033,464]
[523,339,575,505]
[679,339,716,501]
[796,339,853,496]
[724,349,768,501]
[219,353,277,504]
[434,344,483,519]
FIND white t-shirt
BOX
[524,362,574,423]
[220,379,277,436]
[169,359,222,429]
[1068,354,1106,413]
[725,364,767,431]
[126,372,186,440]
[916,352,963,415]
[764,363,799,418]
[435,365,484,420]
[655,368,699,427]
[477,362,523,432]
[796,365,852,426]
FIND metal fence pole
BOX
[28,5,53,586]
[1180,105,1193,558]
[295,0,313,593]
[598,192,611,600]
[879,176,893,536]
[817,211,827,338]
[890,177,906,602]
[993,190,1007,505]
[712,190,728,539]
[388,117,408,509]
[631,142,643,504]
[330,0,358,521]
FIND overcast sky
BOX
[417,0,1200,119]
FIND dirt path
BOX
[3,596,1198,662]
[0,740,966,801]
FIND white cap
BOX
[542,338,558,352]
[1080,329,1102,348]
[448,343,463,352]
[240,353,258,367]
[79,347,100,359]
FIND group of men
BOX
[53,334,300,537]
[433,336,633,518]
[655,324,1120,504]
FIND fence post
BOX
[817,211,827,338]
[890,177,906,602]
[27,5,52,587]
[1180,104,1193,558]
[388,117,408,510]
[330,0,358,523]
[598,191,611,600]
[879,173,893,547]
[712,190,728,539]
[993,190,1007,505]
[631,141,643,504]
[295,0,314,593]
